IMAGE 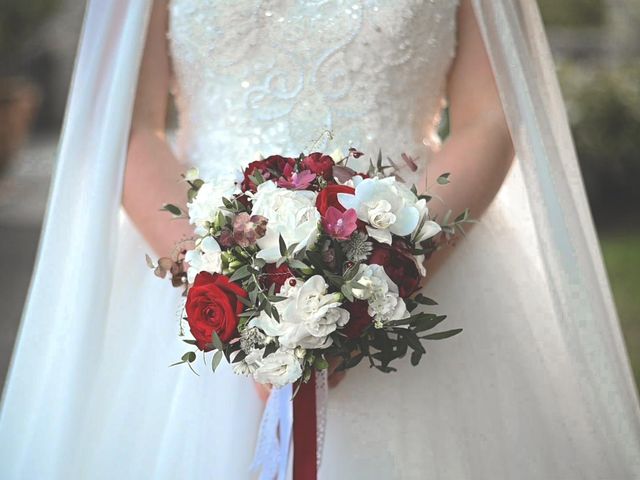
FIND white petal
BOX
[390,206,420,236]
[337,192,357,210]
[366,226,392,244]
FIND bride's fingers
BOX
[254,380,271,403]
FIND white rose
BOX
[184,236,222,283]
[252,348,303,387]
[187,178,237,236]
[250,181,321,263]
[249,276,350,350]
[337,177,419,244]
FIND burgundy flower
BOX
[343,300,372,339]
[241,155,297,192]
[301,152,335,180]
[369,241,421,298]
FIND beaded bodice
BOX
[168,0,459,182]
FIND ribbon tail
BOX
[293,371,317,480]
[251,384,293,480]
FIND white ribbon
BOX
[251,370,328,479]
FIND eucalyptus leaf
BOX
[162,203,182,216]
[211,350,224,372]
[421,328,463,340]
[211,331,225,351]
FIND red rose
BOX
[185,272,248,350]
[301,152,335,180]
[343,300,372,339]
[260,263,294,293]
[316,184,355,215]
[241,155,297,192]
[369,242,421,298]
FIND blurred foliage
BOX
[538,0,605,27]
[558,62,640,226]
[0,0,60,71]
[601,232,640,390]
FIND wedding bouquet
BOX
[149,149,468,388]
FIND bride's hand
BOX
[253,357,347,402]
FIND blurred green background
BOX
[0,0,638,389]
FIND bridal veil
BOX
[0,0,638,477]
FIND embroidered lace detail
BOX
[168,0,459,182]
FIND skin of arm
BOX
[422,0,515,279]
[123,2,193,258]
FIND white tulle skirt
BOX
[42,161,635,479]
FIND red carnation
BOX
[185,272,248,350]
[369,241,421,298]
[241,155,297,193]
[301,152,335,180]
[343,300,372,339]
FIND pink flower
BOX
[277,166,317,190]
[322,207,358,240]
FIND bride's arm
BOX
[424,0,515,276]
[123,2,192,257]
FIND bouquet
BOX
[149,149,468,387]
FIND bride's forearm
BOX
[123,127,193,257]
[422,111,514,278]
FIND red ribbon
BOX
[293,371,317,480]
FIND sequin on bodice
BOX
[168,0,458,181]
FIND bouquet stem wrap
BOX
[293,371,317,480]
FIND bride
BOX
[1,0,639,478]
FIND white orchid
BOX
[252,348,303,387]
[250,181,321,263]
[412,199,442,244]
[184,236,222,283]
[337,177,419,244]
[249,276,350,350]
[187,178,238,236]
[352,264,409,327]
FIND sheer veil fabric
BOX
[0,0,638,478]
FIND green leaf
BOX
[162,203,182,216]
[211,350,224,372]
[341,284,354,302]
[410,350,423,366]
[279,235,287,257]
[229,265,251,282]
[182,339,198,346]
[454,208,470,223]
[182,351,197,363]
[436,173,451,185]
[237,295,254,308]
[263,342,278,358]
[211,331,225,351]
[414,293,438,306]
[288,259,308,270]
[144,254,155,269]
[421,328,463,340]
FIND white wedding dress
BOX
[1,1,639,479]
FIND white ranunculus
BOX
[337,177,419,244]
[250,181,321,263]
[184,236,222,283]
[252,348,303,387]
[249,276,350,350]
[352,264,409,327]
[187,178,237,236]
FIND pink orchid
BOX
[322,207,358,240]
[277,167,317,190]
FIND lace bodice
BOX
[168,0,459,181]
